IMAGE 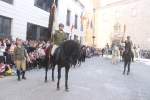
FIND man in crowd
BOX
[14,39,29,81]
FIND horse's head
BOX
[63,40,80,65]
[70,44,80,65]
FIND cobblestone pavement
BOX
[0,57,150,100]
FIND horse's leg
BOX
[52,64,55,82]
[112,55,114,63]
[45,66,48,83]
[65,67,70,91]
[57,65,61,90]
[123,61,127,74]
[80,61,81,66]
[132,54,134,62]
[127,61,131,75]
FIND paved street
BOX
[0,56,150,100]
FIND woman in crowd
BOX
[6,49,14,68]
[0,40,6,63]
[10,40,16,52]
[38,44,45,69]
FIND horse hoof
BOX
[57,87,60,90]
[45,81,48,83]
[127,73,129,75]
[52,79,55,82]
[65,89,69,92]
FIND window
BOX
[34,0,58,12]
[34,0,47,11]
[0,17,2,33]
[131,8,137,17]
[0,16,11,35]
[80,24,83,31]
[75,15,78,29]
[66,10,71,26]
[1,0,13,4]
[80,37,83,44]
[74,35,77,40]
[66,33,69,39]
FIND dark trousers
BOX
[38,58,43,69]
[0,56,5,63]
[82,55,85,62]
[0,72,4,75]
[102,52,104,57]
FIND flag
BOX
[80,17,85,24]
[86,18,90,29]
[83,12,88,21]
[90,20,93,29]
[47,2,57,40]
[71,24,74,33]
[124,24,126,33]
[80,11,84,24]
[80,10,83,18]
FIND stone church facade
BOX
[94,0,150,50]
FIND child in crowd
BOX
[0,60,15,78]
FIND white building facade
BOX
[0,0,86,44]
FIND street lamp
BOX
[93,8,96,46]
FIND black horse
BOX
[45,40,80,91]
[122,42,132,75]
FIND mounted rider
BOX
[133,44,136,51]
[122,36,133,49]
[51,23,68,56]
[106,43,109,48]
[122,36,134,61]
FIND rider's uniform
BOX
[51,30,67,55]
[133,45,137,52]
[122,40,133,48]
[106,44,109,48]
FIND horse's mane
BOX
[62,40,79,56]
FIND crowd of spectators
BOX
[0,38,103,78]
[140,50,149,58]
[0,38,51,78]
[85,46,101,58]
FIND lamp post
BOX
[93,8,96,46]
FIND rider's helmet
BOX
[127,36,130,38]
[59,23,64,27]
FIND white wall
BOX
[0,0,49,40]
[0,0,86,44]
[58,0,86,44]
